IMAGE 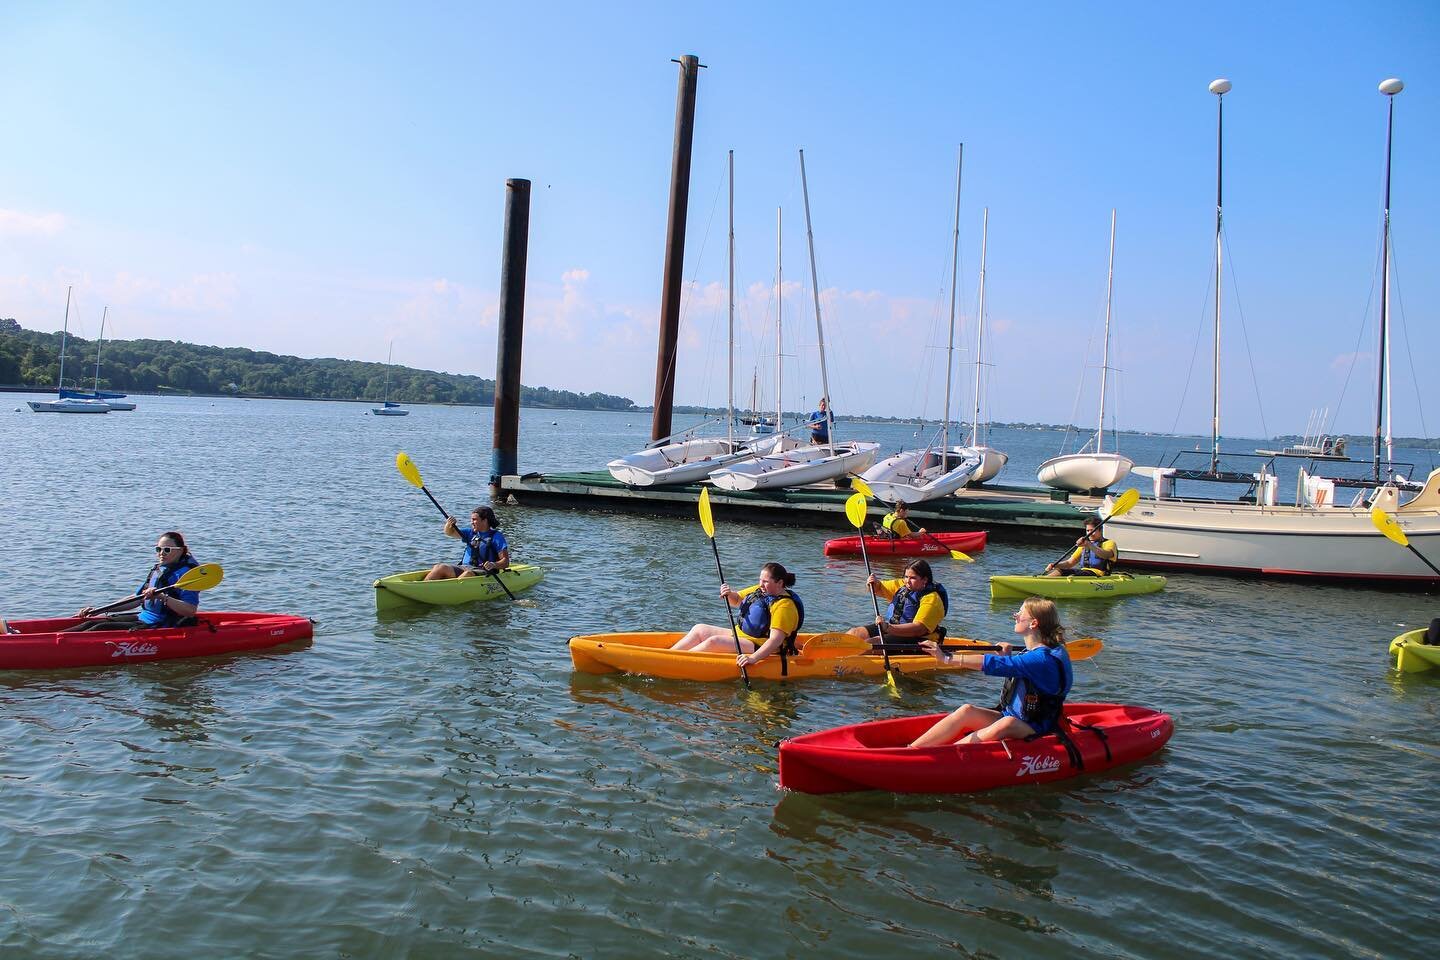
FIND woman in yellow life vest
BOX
[877,501,926,539]
[669,562,805,667]
[1046,517,1117,576]
[846,559,948,644]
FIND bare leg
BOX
[910,704,1001,748]
[960,715,1038,744]
[670,625,730,650]
[424,563,461,581]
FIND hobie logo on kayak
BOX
[107,641,160,659]
[1016,754,1062,777]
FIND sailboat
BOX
[861,146,983,503]
[59,306,137,410]
[709,151,879,491]
[372,342,410,416]
[607,151,758,486]
[956,208,1008,482]
[1106,77,1440,584]
[28,287,111,414]
[1038,210,1133,492]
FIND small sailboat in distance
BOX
[59,306,136,410]
[28,287,111,414]
[372,342,410,416]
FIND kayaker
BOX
[875,501,926,539]
[68,531,202,632]
[1046,517,1117,577]
[669,562,804,666]
[426,506,510,580]
[910,596,1073,747]
[808,397,833,445]
[846,558,947,645]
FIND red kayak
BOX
[823,530,987,557]
[0,612,314,670]
[778,702,1173,794]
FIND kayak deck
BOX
[989,573,1167,600]
[779,702,1174,794]
[569,631,997,682]
[0,612,314,670]
[374,564,544,611]
[1390,628,1440,673]
[823,531,988,557]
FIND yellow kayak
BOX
[1389,625,1440,673]
[568,631,1103,682]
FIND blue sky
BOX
[1,2,1436,439]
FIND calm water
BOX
[1,395,1437,959]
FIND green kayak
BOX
[989,572,1167,600]
[374,564,545,611]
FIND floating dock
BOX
[497,471,1103,543]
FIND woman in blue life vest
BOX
[808,397,832,445]
[669,562,804,667]
[1046,517,1117,577]
[68,531,202,631]
[846,558,947,644]
[426,506,510,580]
[909,596,1073,748]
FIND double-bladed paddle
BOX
[698,487,750,689]
[395,452,517,601]
[83,563,225,618]
[798,631,1103,663]
[1371,507,1440,578]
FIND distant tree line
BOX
[0,318,636,410]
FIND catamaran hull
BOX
[1038,453,1135,492]
[1107,497,1440,583]
[860,448,982,504]
[608,438,754,487]
[961,446,1008,484]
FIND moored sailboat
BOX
[28,287,111,414]
[372,341,410,416]
[956,208,1007,482]
[59,306,137,410]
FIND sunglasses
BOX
[155,545,180,554]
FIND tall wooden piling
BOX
[650,54,702,443]
[491,178,531,497]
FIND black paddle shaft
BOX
[706,536,750,688]
[855,534,894,674]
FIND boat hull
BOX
[27,399,110,413]
[1037,452,1135,492]
[964,446,1009,484]
[708,441,879,491]
[823,531,988,557]
[861,447,982,503]
[0,612,313,670]
[1390,628,1440,673]
[569,631,997,682]
[1105,494,1440,583]
[989,573,1167,600]
[607,438,753,486]
[373,564,544,611]
[372,407,409,416]
[778,702,1173,794]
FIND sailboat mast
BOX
[797,150,834,445]
[943,145,963,456]
[1098,209,1116,454]
[57,285,72,392]
[383,341,394,403]
[93,305,109,393]
[1375,78,1403,481]
[1209,78,1231,475]
[972,208,989,447]
[727,150,735,446]
[776,207,783,433]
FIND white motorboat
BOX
[956,208,1008,483]
[1111,78,1437,583]
[859,147,983,504]
[29,287,112,415]
[1038,210,1134,492]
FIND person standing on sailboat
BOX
[808,397,833,445]
[1046,518,1117,577]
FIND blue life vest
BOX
[995,645,1072,736]
[461,530,502,567]
[137,560,198,627]
[1077,539,1115,574]
[886,583,948,625]
[737,589,805,650]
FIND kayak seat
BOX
[1426,618,1440,646]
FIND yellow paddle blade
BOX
[884,670,899,694]
[850,476,874,499]
[396,452,424,489]
[174,563,224,592]
[799,632,872,659]
[1372,507,1409,547]
[845,492,869,530]
[698,487,716,539]
[1107,488,1140,519]
[950,549,974,563]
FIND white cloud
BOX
[0,209,66,238]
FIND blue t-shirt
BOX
[982,645,1073,731]
[136,562,201,626]
[458,528,508,567]
[809,408,832,442]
